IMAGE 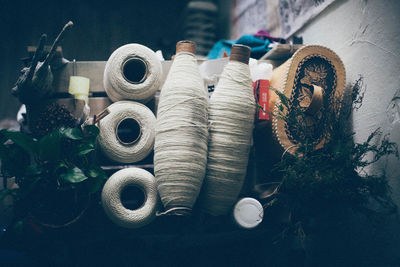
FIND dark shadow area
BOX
[0,0,193,120]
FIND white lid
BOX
[233,197,264,229]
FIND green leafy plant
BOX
[0,125,107,226]
[264,77,398,240]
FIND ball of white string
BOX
[103,43,162,103]
[201,60,255,216]
[101,167,158,228]
[154,52,209,213]
[97,101,156,163]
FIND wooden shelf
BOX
[260,44,304,61]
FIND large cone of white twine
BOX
[200,45,255,216]
[104,43,162,103]
[97,101,156,163]
[101,167,158,228]
[154,41,208,215]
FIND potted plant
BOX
[0,125,107,229]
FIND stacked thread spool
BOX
[103,43,163,103]
[99,41,256,228]
[99,43,162,164]
[100,43,162,228]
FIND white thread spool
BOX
[97,101,155,163]
[104,44,163,103]
[101,168,158,228]
[200,45,256,216]
[154,41,208,215]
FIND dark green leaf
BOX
[55,162,68,172]
[0,130,37,153]
[75,142,95,156]
[0,143,7,159]
[271,87,289,108]
[83,125,100,137]
[86,175,105,194]
[254,103,267,113]
[0,189,11,200]
[86,165,104,178]
[26,164,42,176]
[60,167,88,183]
[1,144,30,178]
[18,176,41,197]
[38,130,62,160]
[78,147,95,156]
[85,165,106,193]
[0,131,7,144]
[60,127,83,140]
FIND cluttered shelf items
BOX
[1,21,394,258]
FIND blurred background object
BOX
[0,0,231,123]
[181,0,218,56]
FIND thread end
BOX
[156,207,192,216]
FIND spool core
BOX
[230,44,251,64]
[116,118,142,145]
[120,185,146,210]
[122,57,148,84]
[176,40,196,54]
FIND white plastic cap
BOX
[233,197,264,229]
